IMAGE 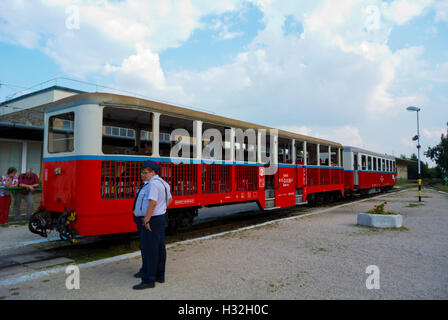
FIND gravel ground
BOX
[1,187,447,300]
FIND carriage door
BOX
[353,152,359,187]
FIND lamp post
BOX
[406,106,421,202]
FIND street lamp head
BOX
[406,106,421,112]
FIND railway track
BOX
[0,187,406,279]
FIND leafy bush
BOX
[367,202,396,215]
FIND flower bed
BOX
[357,201,403,228]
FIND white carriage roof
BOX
[43,92,343,148]
[343,146,395,160]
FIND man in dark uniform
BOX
[133,160,172,290]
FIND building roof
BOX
[0,85,85,106]
[395,157,417,164]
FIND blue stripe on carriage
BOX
[43,155,262,166]
[344,169,395,173]
[43,156,345,170]
[358,170,396,173]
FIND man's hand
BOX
[143,216,151,231]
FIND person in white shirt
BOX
[133,160,172,290]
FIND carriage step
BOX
[264,206,281,211]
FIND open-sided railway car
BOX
[29,92,347,241]
[343,146,396,195]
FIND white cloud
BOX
[280,125,363,147]
[382,0,434,26]
[0,0,247,77]
[114,43,166,89]
[423,128,446,139]
[429,61,448,82]
[279,125,312,136]
[1,0,444,163]
[434,0,448,21]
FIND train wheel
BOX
[324,192,334,203]
[166,215,178,235]
[28,210,49,237]
[315,193,324,205]
[57,214,77,243]
[166,208,197,235]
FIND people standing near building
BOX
[13,168,40,221]
[0,167,19,225]
[133,160,172,290]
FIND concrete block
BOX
[357,212,403,228]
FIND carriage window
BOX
[361,155,367,170]
[102,107,152,155]
[353,153,358,170]
[381,159,385,171]
[373,157,377,171]
[386,160,390,172]
[319,144,329,166]
[330,148,338,166]
[296,141,304,164]
[367,156,372,170]
[392,161,396,172]
[160,115,193,158]
[202,123,232,161]
[233,127,257,163]
[48,112,75,153]
[307,143,318,165]
[278,137,293,164]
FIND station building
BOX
[0,86,83,176]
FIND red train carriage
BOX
[343,146,396,195]
[29,93,346,241]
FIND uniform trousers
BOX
[133,215,145,274]
[0,195,11,224]
[12,192,34,220]
[139,214,167,283]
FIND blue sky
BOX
[0,0,447,166]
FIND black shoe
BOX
[133,282,155,290]
[134,272,143,278]
[156,278,165,283]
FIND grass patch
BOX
[407,203,425,208]
[395,180,417,188]
[47,236,141,265]
[391,226,409,232]
[0,224,9,228]
[311,247,328,254]
[72,240,141,264]
[267,278,291,294]
[348,225,409,235]
[434,184,448,193]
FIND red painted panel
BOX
[41,159,351,236]
[358,171,396,190]
[275,167,296,208]
[42,160,269,236]
[344,171,354,190]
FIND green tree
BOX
[408,153,431,179]
[425,127,448,181]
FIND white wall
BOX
[0,89,79,116]
[0,139,42,175]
